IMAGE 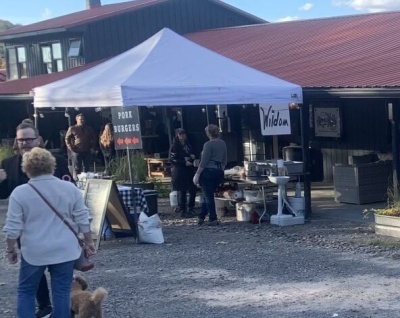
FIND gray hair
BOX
[205,124,220,138]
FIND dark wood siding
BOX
[2,0,261,78]
[82,0,261,63]
[4,33,85,78]
[0,100,33,137]
[308,98,390,182]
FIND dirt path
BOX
[2,199,400,317]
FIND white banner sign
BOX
[259,104,291,136]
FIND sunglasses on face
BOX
[16,137,38,144]
[178,132,186,135]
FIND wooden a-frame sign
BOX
[83,179,134,249]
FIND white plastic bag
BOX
[138,212,164,244]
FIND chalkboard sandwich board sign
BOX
[83,179,134,249]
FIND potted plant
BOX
[368,188,400,238]
[109,151,154,190]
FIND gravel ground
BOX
[2,198,400,318]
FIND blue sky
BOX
[2,0,400,25]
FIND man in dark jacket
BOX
[65,113,97,177]
[0,121,74,318]
[169,128,197,217]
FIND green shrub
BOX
[150,177,171,198]
[109,151,148,183]
[368,187,400,217]
[373,206,400,217]
[0,145,13,162]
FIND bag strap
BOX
[28,183,83,244]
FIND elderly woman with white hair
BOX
[3,147,95,318]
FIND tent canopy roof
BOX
[33,28,302,108]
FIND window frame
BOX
[7,46,27,80]
[68,39,82,57]
[40,42,63,74]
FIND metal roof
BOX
[0,61,103,95]
[187,11,400,89]
[2,10,400,96]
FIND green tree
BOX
[0,20,20,68]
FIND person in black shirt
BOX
[169,129,197,217]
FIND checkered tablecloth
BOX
[117,186,149,215]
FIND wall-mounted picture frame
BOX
[314,107,341,137]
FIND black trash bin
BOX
[144,190,158,216]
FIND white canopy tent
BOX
[33,28,302,108]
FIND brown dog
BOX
[70,276,108,318]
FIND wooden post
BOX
[273,135,279,159]
[300,103,312,218]
[388,101,400,200]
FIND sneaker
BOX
[197,218,205,225]
[208,220,220,226]
[36,306,52,318]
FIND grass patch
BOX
[0,145,13,162]
[368,240,400,248]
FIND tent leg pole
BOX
[34,108,38,128]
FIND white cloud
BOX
[41,8,52,20]
[277,16,300,22]
[299,3,314,11]
[333,0,400,13]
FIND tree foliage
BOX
[0,19,16,32]
[0,20,20,68]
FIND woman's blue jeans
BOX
[17,257,75,318]
[199,168,224,221]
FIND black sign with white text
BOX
[111,106,143,150]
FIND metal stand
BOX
[258,185,267,225]
[269,176,304,226]
[127,148,139,242]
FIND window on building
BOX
[7,46,27,80]
[68,39,82,57]
[41,42,63,74]
[17,47,27,78]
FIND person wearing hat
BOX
[169,128,197,217]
